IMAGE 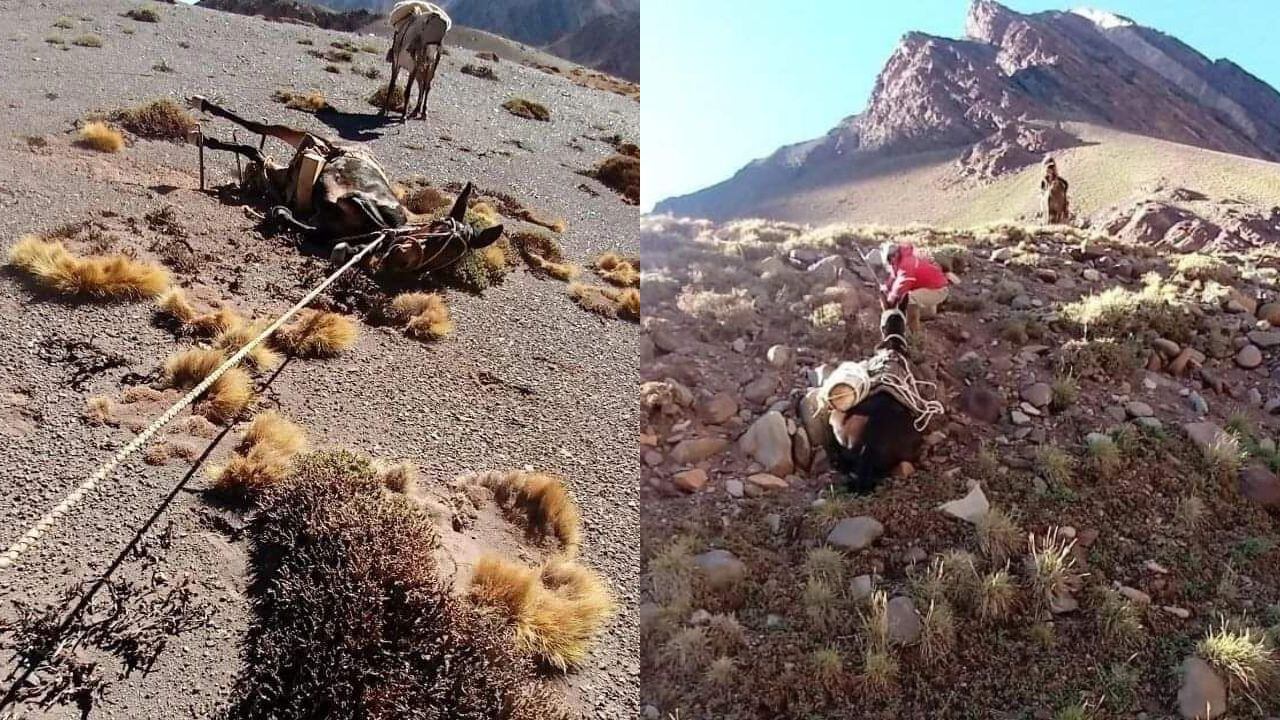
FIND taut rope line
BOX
[0,232,389,571]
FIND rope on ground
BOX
[0,232,388,572]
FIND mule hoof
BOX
[330,243,353,263]
[186,95,206,111]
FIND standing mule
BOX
[383,1,451,122]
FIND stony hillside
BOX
[209,0,641,81]
[0,1,637,717]
[639,215,1280,718]
[657,0,1280,222]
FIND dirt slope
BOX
[0,1,636,717]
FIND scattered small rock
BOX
[1236,344,1263,369]
[739,411,794,476]
[937,483,989,523]
[693,549,747,590]
[886,596,922,645]
[673,468,708,493]
[826,516,884,551]
[670,437,730,464]
[850,574,874,601]
[1021,382,1052,408]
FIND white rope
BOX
[0,233,388,572]
[877,334,945,431]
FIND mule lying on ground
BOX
[384,1,451,121]
[817,294,937,493]
[186,96,502,274]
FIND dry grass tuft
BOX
[239,409,307,456]
[9,235,169,299]
[77,121,124,152]
[401,185,451,215]
[802,577,842,634]
[163,348,254,423]
[1175,253,1236,284]
[592,154,639,204]
[502,97,550,121]
[919,600,956,664]
[1050,372,1078,410]
[978,566,1017,622]
[569,283,639,321]
[209,411,306,499]
[1202,431,1244,484]
[469,555,614,670]
[1197,620,1278,692]
[1060,275,1187,341]
[479,471,582,555]
[212,321,283,372]
[976,506,1022,565]
[82,396,115,425]
[803,546,846,585]
[367,85,406,111]
[1037,446,1075,486]
[72,34,103,47]
[811,647,845,691]
[1094,587,1143,645]
[704,655,735,687]
[648,536,697,608]
[705,613,745,655]
[862,646,898,689]
[660,626,710,675]
[391,292,453,341]
[1086,433,1123,478]
[593,251,640,287]
[110,98,196,140]
[1027,528,1083,613]
[124,6,160,22]
[378,461,418,493]
[274,309,357,357]
[272,89,332,113]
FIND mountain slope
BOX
[656,0,1280,221]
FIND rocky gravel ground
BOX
[0,1,637,717]
[639,214,1280,719]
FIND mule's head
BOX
[879,292,909,348]
[372,182,504,274]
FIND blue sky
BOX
[640,1,1280,211]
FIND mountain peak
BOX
[657,2,1280,220]
[1070,6,1136,29]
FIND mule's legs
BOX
[381,64,400,117]
[412,69,428,119]
[196,133,268,165]
[401,69,415,123]
[416,49,440,118]
[188,96,310,149]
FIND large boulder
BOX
[799,388,832,449]
[1176,655,1226,719]
[739,411,794,476]
[1240,464,1280,507]
[1183,422,1227,452]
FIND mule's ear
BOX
[449,182,473,221]
[473,224,504,248]
[878,292,890,310]
[895,293,909,311]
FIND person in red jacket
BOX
[881,242,949,333]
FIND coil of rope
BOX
[0,231,389,571]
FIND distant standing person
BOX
[881,243,949,334]
[1041,155,1070,224]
